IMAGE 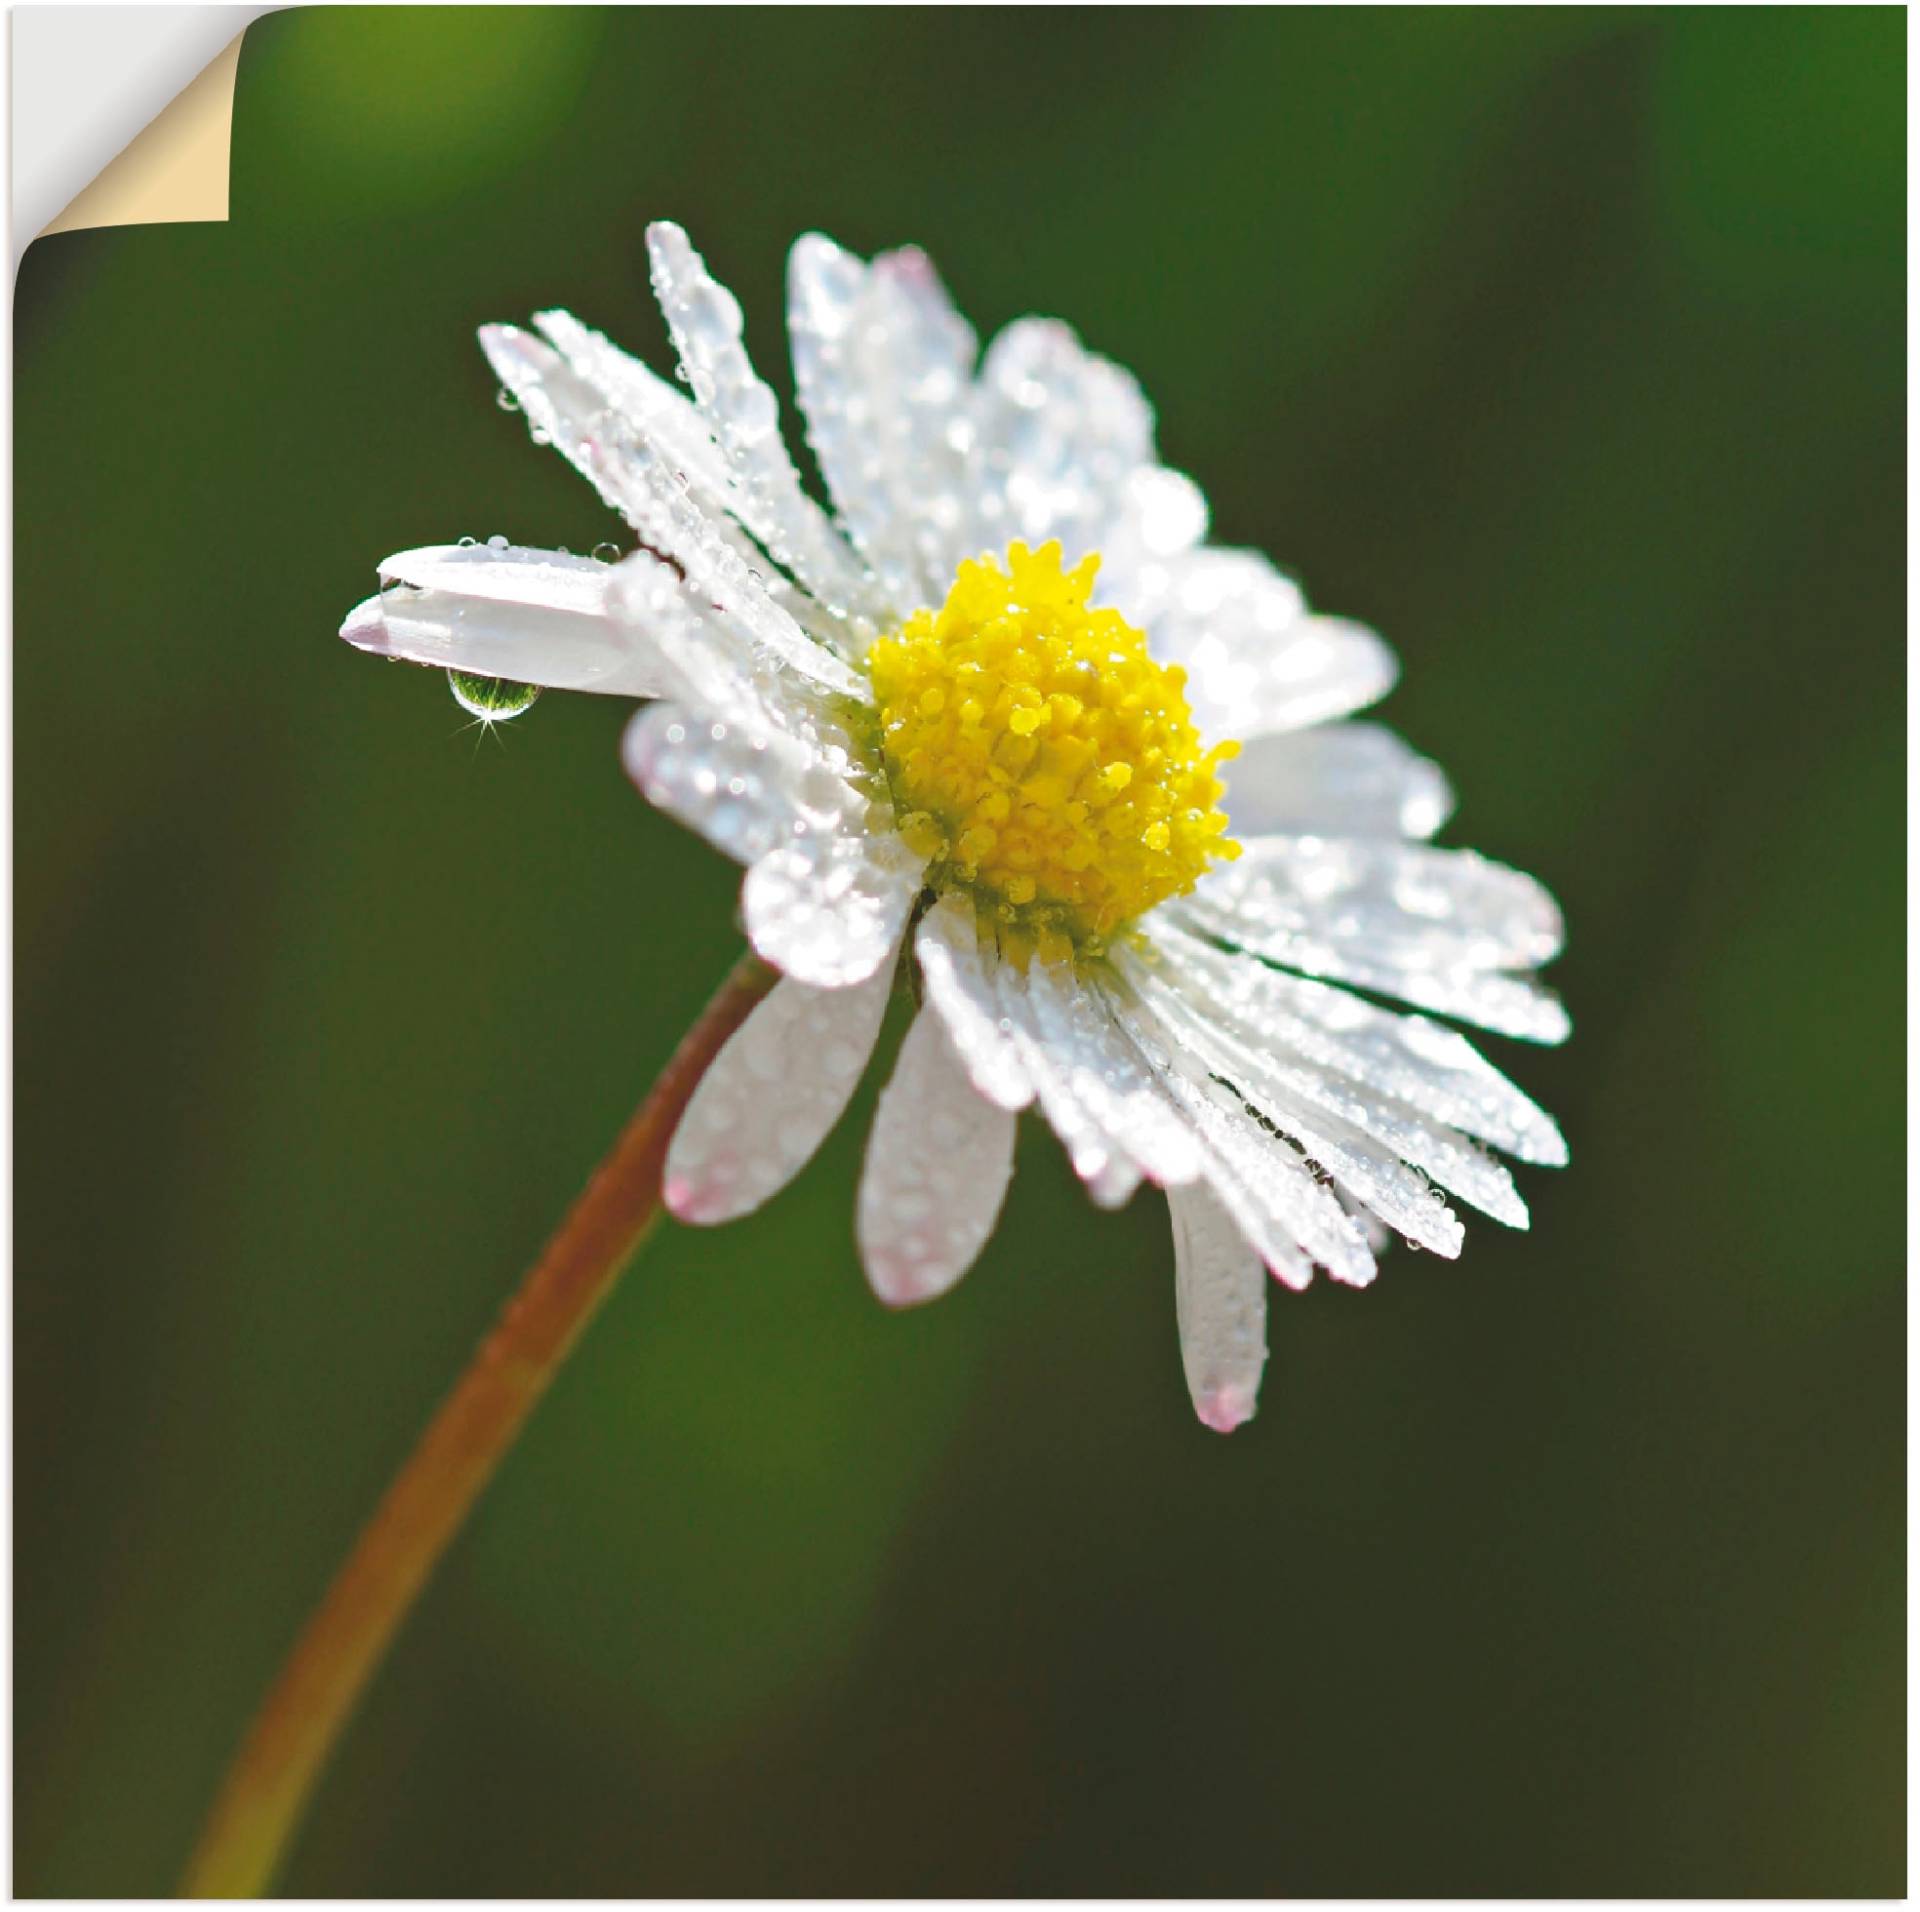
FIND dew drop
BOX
[448,670,541,721]
[592,540,622,564]
[495,389,521,412]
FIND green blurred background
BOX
[15,6,1904,1895]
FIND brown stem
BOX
[180,951,777,1897]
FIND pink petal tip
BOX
[1195,1384,1258,1434]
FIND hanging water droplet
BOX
[496,389,521,412]
[448,670,540,721]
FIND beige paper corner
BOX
[40,31,244,239]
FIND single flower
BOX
[342,222,1568,1432]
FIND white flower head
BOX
[342,221,1569,1433]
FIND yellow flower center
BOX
[867,541,1241,964]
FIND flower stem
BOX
[180,950,777,1898]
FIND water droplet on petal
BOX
[448,670,540,721]
[592,541,622,564]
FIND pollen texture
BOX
[867,541,1240,960]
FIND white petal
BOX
[646,223,885,624]
[528,309,737,511]
[858,1004,1015,1307]
[1214,836,1563,968]
[479,324,867,703]
[843,246,983,603]
[991,962,1143,1205]
[1121,960,1468,1253]
[602,548,769,726]
[1328,1097,1527,1229]
[1178,837,1570,1042]
[1096,465,1210,607]
[1250,1107,1467,1254]
[602,549,870,780]
[531,311,849,652]
[1134,925,1566,1167]
[622,703,863,866]
[1224,723,1454,840]
[664,966,893,1224]
[1338,1185,1395,1258]
[375,542,609,615]
[969,317,1155,564]
[1274,1078,1524,1230]
[1120,939,1527,1228]
[341,543,662,696]
[1174,1071,1367,1290]
[1016,959,1203,1189]
[787,234,981,614]
[912,898,1034,1111]
[1107,990,1375,1288]
[1326,959,1570,1044]
[1168,1181,1268,1433]
[742,828,924,989]
[1135,549,1398,740]
[480,322,653,529]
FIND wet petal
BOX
[1224,723,1453,841]
[787,234,981,615]
[992,961,1145,1205]
[1124,956,1468,1253]
[742,829,924,988]
[1178,837,1570,1042]
[647,223,885,624]
[1210,836,1564,967]
[1133,925,1567,1167]
[602,549,872,784]
[664,965,894,1224]
[622,703,863,866]
[1169,1181,1268,1433]
[1106,986,1375,1288]
[1137,549,1398,740]
[1015,958,1203,1189]
[528,309,736,510]
[341,543,661,696]
[912,898,1035,1111]
[858,1004,1016,1307]
[968,317,1155,564]
[1096,465,1211,609]
[1121,938,1526,1230]
[480,323,867,703]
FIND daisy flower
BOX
[341,222,1568,1432]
